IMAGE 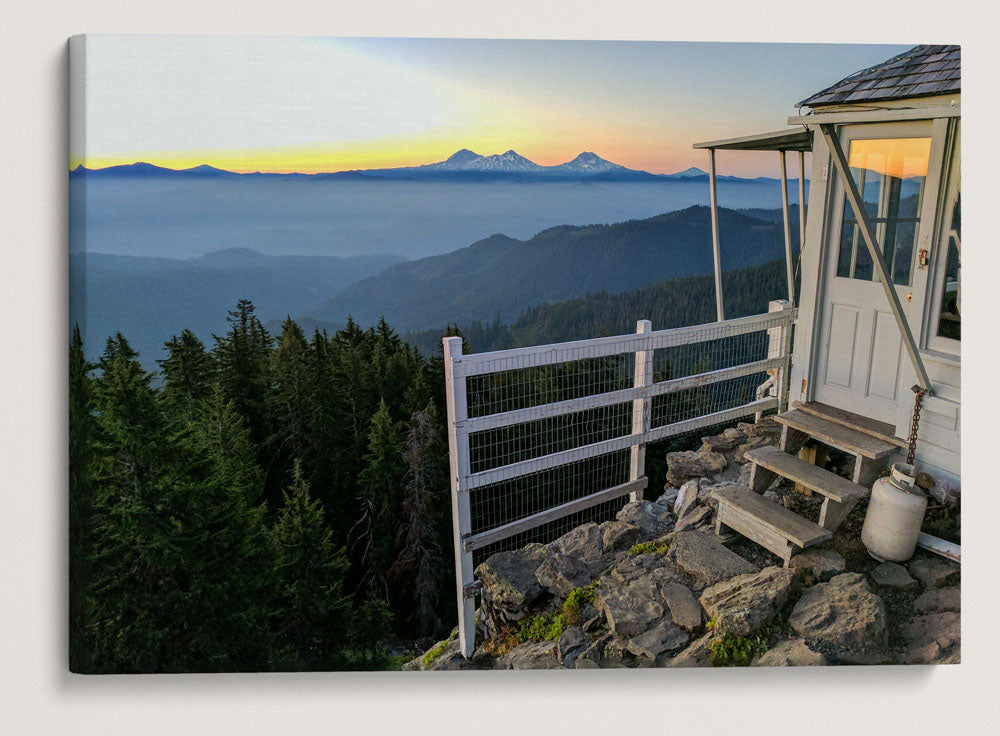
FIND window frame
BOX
[834,133,932,287]
[925,121,961,356]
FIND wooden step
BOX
[745,446,869,504]
[793,401,907,449]
[711,485,832,566]
[775,409,898,460]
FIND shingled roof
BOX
[798,45,960,108]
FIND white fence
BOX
[442,301,796,656]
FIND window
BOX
[936,193,960,340]
[836,137,932,286]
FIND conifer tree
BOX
[272,317,312,476]
[212,299,274,451]
[88,346,273,672]
[389,406,446,636]
[69,325,94,672]
[355,399,406,598]
[159,329,215,420]
[268,462,351,669]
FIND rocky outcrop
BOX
[475,544,547,638]
[789,549,845,585]
[908,556,960,589]
[496,640,560,669]
[699,566,797,637]
[668,530,758,590]
[788,573,888,663]
[409,421,960,671]
[870,561,919,591]
[753,639,827,667]
[914,586,960,615]
[664,446,727,488]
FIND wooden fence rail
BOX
[443,302,796,657]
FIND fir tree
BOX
[355,399,406,598]
[212,299,274,451]
[68,325,94,672]
[158,329,215,420]
[268,462,351,669]
[389,406,446,636]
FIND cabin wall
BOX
[788,131,832,408]
[788,110,961,485]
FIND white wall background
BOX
[1,2,996,734]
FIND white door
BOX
[814,122,939,424]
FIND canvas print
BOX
[68,36,961,673]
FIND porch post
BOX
[818,124,933,392]
[708,148,725,321]
[798,150,807,249]
[779,150,795,304]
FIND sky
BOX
[71,36,911,178]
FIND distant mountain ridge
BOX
[71,249,405,366]
[72,151,804,184]
[305,204,800,332]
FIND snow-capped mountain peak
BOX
[553,152,625,173]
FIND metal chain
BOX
[907,386,925,465]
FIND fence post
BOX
[443,336,476,658]
[629,320,654,501]
[768,300,795,414]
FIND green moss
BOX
[708,623,779,667]
[561,580,600,626]
[517,611,566,643]
[627,541,670,557]
[422,630,457,667]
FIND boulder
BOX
[753,639,828,667]
[788,573,888,661]
[899,611,961,664]
[553,522,606,564]
[574,633,608,669]
[615,500,675,537]
[675,504,713,532]
[789,548,846,585]
[699,566,797,637]
[668,530,759,590]
[700,432,745,453]
[536,550,597,599]
[665,447,728,488]
[601,520,644,552]
[599,635,634,668]
[661,581,703,630]
[476,544,547,636]
[870,561,919,591]
[673,479,701,520]
[597,577,665,638]
[908,556,960,589]
[557,626,590,668]
[626,618,689,659]
[496,640,560,670]
[663,632,715,668]
[914,587,961,615]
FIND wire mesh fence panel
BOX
[444,305,797,657]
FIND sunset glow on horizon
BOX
[71,36,911,178]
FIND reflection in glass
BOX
[836,137,930,286]
[937,194,960,340]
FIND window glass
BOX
[836,137,931,286]
[936,194,961,340]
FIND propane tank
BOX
[861,462,927,562]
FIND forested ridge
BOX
[406,258,791,356]
[70,302,461,672]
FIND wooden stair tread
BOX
[711,485,832,549]
[745,446,870,502]
[793,401,907,449]
[775,409,898,460]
